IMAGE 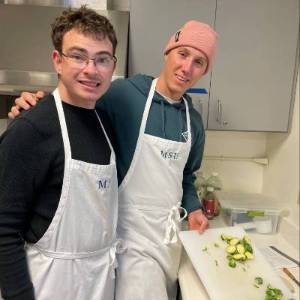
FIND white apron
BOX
[116,79,191,300]
[25,89,119,300]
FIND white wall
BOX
[202,131,267,193]
[263,71,299,226]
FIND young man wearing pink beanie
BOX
[9,20,218,300]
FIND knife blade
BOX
[269,246,300,267]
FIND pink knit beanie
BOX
[164,20,218,74]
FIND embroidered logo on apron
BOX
[98,178,111,190]
[160,150,180,160]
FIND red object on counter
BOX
[203,198,215,219]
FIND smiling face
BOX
[156,46,208,100]
[52,29,116,109]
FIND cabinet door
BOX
[129,0,217,127]
[208,0,299,132]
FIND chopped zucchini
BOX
[244,243,253,254]
[220,233,254,268]
[245,251,254,259]
[237,244,245,254]
[233,253,246,261]
[254,277,263,285]
[226,245,236,254]
[228,259,236,268]
[220,234,232,241]
[244,236,251,244]
[264,284,283,300]
[229,238,239,246]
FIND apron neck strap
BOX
[94,111,116,163]
[53,88,72,160]
[138,78,158,136]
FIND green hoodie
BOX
[96,74,204,214]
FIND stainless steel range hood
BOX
[0,2,129,96]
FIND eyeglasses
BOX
[61,52,117,70]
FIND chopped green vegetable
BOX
[226,245,236,254]
[228,259,236,268]
[220,234,233,241]
[237,244,245,254]
[213,242,219,248]
[244,243,253,254]
[264,284,283,300]
[244,236,251,244]
[245,251,254,259]
[220,233,255,268]
[202,246,208,252]
[214,260,218,266]
[229,238,239,246]
[254,277,263,285]
[233,253,246,261]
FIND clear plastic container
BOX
[219,191,282,234]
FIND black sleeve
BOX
[0,118,51,300]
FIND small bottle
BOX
[206,172,222,190]
[203,186,216,219]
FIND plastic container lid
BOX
[219,191,282,213]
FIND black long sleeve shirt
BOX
[0,95,115,300]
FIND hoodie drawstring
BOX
[160,100,167,138]
[158,95,187,141]
[178,109,183,142]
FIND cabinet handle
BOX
[216,99,222,124]
[216,99,228,126]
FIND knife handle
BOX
[282,267,300,287]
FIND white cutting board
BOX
[179,226,293,300]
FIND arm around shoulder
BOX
[0,118,50,300]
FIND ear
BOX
[52,50,62,75]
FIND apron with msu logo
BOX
[25,88,120,300]
[116,79,191,300]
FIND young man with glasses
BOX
[0,6,120,300]
[8,20,218,300]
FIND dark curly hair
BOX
[51,6,117,55]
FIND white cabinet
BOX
[129,0,299,132]
[209,0,299,131]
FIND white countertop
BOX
[178,215,299,300]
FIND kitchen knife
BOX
[270,246,300,267]
[282,268,300,287]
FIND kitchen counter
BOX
[178,215,300,300]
